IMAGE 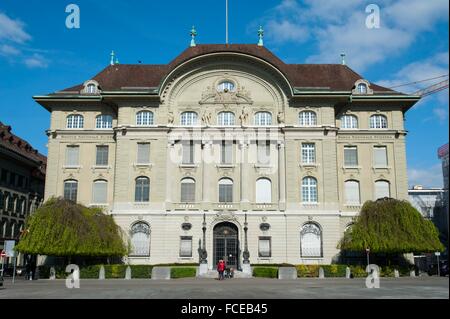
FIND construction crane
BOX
[412,79,449,97]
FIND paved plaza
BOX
[0,277,448,299]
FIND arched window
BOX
[254,112,272,126]
[345,180,360,204]
[217,81,235,92]
[95,115,113,129]
[136,111,154,126]
[370,114,387,129]
[1,220,7,238]
[301,177,317,203]
[357,83,368,94]
[217,112,235,126]
[92,180,108,204]
[299,111,317,126]
[341,115,358,129]
[300,223,322,257]
[218,178,233,203]
[375,180,390,199]
[135,177,150,202]
[180,111,198,126]
[66,114,84,129]
[86,83,97,94]
[64,180,78,202]
[130,222,150,256]
[256,178,272,203]
[181,178,195,203]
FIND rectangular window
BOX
[344,146,358,167]
[257,140,270,164]
[65,146,79,166]
[96,146,109,166]
[181,181,195,202]
[373,146,388,167]
[258,237,271,257]
[182,141,194,164]
[219,184,233,203]
[64,182,78,202]
[180,236,193,257]
[92,181,107,204]
[301,143,316,164]
[137,143,150,164]
[221,141,232,164]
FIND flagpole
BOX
[226,0,228,44]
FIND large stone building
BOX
[34,44,420,269]
[0,122,46,261]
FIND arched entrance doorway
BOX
[213,222,239,269]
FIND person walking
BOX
[217,259,225,280]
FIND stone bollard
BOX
[345,267,351,279]
[394,269,399,278]
[49,267,56,280]
[319,267,324,279]
[410,270,416,277]
[125,266,131,280]
[99,265,105,280]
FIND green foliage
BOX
[322,264,347,277]
[15,198,127,257]
[38,264,154,279]
[170,267,197,279]
[339,198,444,254]
[252,267,278,278]
[296,265,320,277]
[349,265,367,277]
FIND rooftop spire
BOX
[340,52,346,65]
[257,26,264,47]
[110,50,115,65]
[190,26,197,47]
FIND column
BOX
[239,140,250,210]
[278,141,286,211]
[165,141,175,210]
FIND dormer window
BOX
[217,81,235,93]
[357,83,367,94]
[87,84,97,94]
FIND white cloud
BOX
[0,12,31,43]
[0,44,20,56]
[432,107,448,123]
[408,164,444,188]
[24,54,49,68]
[255,0,449,71]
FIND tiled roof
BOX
[0,122,47,175]
[59,44,398,94]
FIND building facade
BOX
[34,44,419,268]
[0,122,46,261]
[438,143,449,248]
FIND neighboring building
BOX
[438,143,449,248]
[408,185,446,236]
[0,122,46,263]
[34,43,420,268]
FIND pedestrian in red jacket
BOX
[217,260,225,280]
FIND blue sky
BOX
[0,0,448,188]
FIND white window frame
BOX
[95,115,113,129]
[370,115,387,129]
[341,115,358,129]
[66,114,84,129]
[302,176,318,203]
[301,143,316,164]
[299,111,317,126]
[254,112,272,126]
[180,112,198,126]
[136,111,154,126]
[217,112,235,126]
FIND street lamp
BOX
[435,251,441,277]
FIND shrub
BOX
[350,265,366,277]
[80,265,101,279]
[296,265,319,277]
[322,264,347,277]
[252,267,278,278]
[131,265,153,278]
[170,267,197,279]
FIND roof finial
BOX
[110,50,115,66]
[340,52,346,65]
[115,57,119,65]
[190,26,197,47]
[258,26,264,47]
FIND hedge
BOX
[170,267,197,279]
[38,264,154,279]
[252,267,278,278]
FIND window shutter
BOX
[345,181,360,204]
[344,147,358,166]
[181,180,195,202]
[259,238,271,257]
[137,143,150,164]
[66,146,79,166]
[93,181,107,204]
[180,237,192,257]
[374,147,387,167]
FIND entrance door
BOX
[213,222,239,269]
